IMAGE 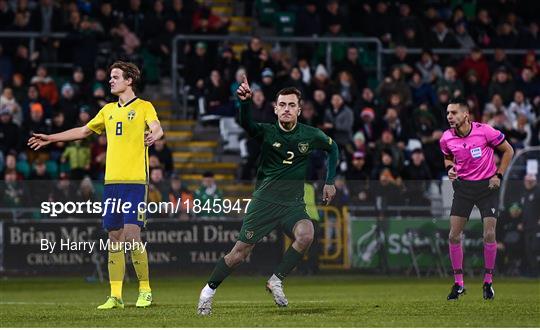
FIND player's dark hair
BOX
[448,97,469,112]
[276,87,303,106]
[108,61,141,92]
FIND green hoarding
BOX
[350,218,484,271]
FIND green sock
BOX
[207,257,233,289]
[274,246,304,280]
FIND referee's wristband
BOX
[495,173,503,180]
[446,165,454,172]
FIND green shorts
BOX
[238,198,311,244]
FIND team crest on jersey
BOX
[127,110,136,120]
[246,230,254,239]
[298,142,309,154]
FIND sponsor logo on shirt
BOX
[470,147,482,158]
[272,142,281,148]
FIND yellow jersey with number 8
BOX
[86,97,158,184]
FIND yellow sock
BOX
[108,246,125,298]
[131,246,151,292]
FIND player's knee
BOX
[295,231,314,250]
[448,231,462,244]
[483,229,496,243]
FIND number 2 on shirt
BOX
[283,151,294,164]
[116,122,123,135]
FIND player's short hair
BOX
[108,61,141,91]
[276,87,303,106]
[448,97,469,112]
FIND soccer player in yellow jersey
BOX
[28,61,163,309]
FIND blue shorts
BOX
[102,184,147,231]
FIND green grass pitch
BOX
[1,275,538,327]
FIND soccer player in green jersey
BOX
[197,76,339,315]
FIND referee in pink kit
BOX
[440,98,514,300]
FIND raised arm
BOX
[27,126,94,150]
[237,75,263,137]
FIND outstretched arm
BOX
[28,126,93,150]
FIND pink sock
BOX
[483,242,497,283]
[449,242,464,286]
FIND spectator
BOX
[192,1,229,34]
[90,134,106,180]
[284,67,309,98]
[386,45,415,79]
[167,172,193,220]
[75,177,96,217]
[241,37,268,84]
[22,84,50,121]
[292,58,310,87]
[294,1,321,59]
[429,19,459,49]
[204,69,232,116]
[22,102,49,155]
[493,22,519,49]
[377,66,412,106]
[30,65,59,106]
[316,17,347,64]
[374,131,404,174]
[415,49,442,85]
[56,83,79,128]
[167,0,192,34]
[215,46,239,86]
[335,46,367,90]
[520,174,540,277]
[312,88,328,122]
[1,169,26,209]
[516,67,540,100]
[464,69,488,109]
[346,151,371,204]
[399,26,424,48]
[185,41,212,89]
[0,0,14,30]
[295,1,321,37]
[149,136,173,177]
[69,67,90,104]
[299,100,321,128]
[381,107,408,148]
[394,2,424,46]
[518,21,540,49]
[60,140,91,180]
[110,22,140,56]
[488,66,516,105]
[48,111,68,160]
[148,166,167,204]
[194,171,223,218]
[454,21,476,49]
[323,93,354,148]
[437,66,464,98]
[310,64,331,96]
[401,148,432,213]
[0,105,20,154]
[489,48,516,77]
[123,0,145,37]
[457,47,490,87]
[331,70,359,107]
[470,9,495,48]
[50,172,74,207]
[497,203,524,275]
[1,86,23,126]
[27,158,50,204]
[151,18,176,65]
[507,90,535,124]
[410,70,436,106]
[95,1,119,33]
[357,107,379,149]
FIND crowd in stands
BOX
[0,0,539,222]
